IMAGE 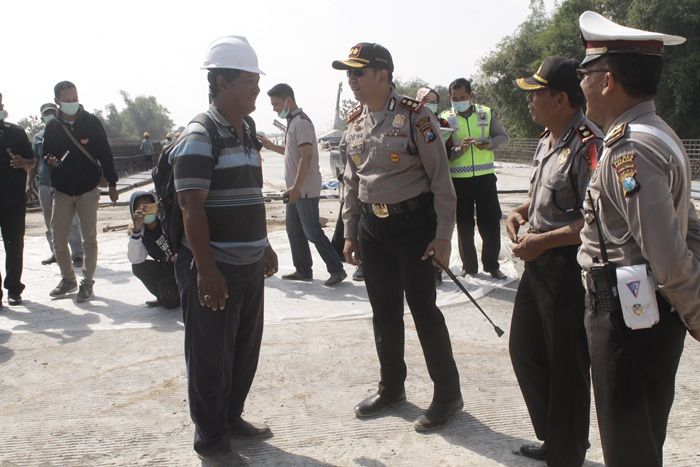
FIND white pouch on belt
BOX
[615,264,660,329]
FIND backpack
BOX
[151,113,223,253]
[151,113,262,253]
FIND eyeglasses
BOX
[576,68,608,80]
[346,68,368,78]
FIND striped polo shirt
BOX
[170,106,267,265]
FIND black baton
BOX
[432,257,505,338]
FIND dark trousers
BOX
[586,291,686,467]
[0,200,26,296]
[132,260,179,308]
[359,205,461,402]
[175,247,265,456]
[453,174,502,273]
[286,197,344,276]
[509,246,590,467]
[331,202,345,262]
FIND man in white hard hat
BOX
[576,11,700,467]
[169,35,278,464]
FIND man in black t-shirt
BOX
[0,91,35,307]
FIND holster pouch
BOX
[615,264,659,330]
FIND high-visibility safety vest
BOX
[440,105,495,178]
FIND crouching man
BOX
[127,191,179,309]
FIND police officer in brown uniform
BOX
[577,11,700,467]
[333,43,463,432]
[507,56,603,466]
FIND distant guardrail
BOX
[496,138,700,179]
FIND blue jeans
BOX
[286,197,343,276]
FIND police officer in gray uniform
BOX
[507,56,603,466]
[332,42,463,432]
[577,11,700,467]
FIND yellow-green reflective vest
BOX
[440,105,495,178]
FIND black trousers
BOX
[586,290,686,467]
[331,202,345,262]
[0,200,26,297]
[132,260,179,308]
[359,205,461,402]
[452,174,502,273]
[509,246,590,467]
[175,247,265,456]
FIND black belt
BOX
[360,192,433,218]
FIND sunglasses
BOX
[576,68,608,80]
[346,68,368,78]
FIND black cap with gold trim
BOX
[515,56,580,95]
[579,11,685,66]
[332,43,394,72]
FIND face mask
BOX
[60,102,80,116]
[452,100,471,113]
[277,99,290,119]
[0,109,7,121]
[42,115,55,125]
[424,103,438,114]
[143,213,157,225]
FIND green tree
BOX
[98,91,174,140]
[473,0,700,137]
[17,115,44,140]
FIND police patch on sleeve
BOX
[415,116,430,128]
[612,153,640,197]
[422,127,436,143]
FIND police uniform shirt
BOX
[528,110,602,232]
[577,100,700,329]
[341,89,456,240]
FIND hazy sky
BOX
[4,0,557,135]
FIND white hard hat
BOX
[202,35,265,74]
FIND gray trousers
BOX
[51,187,99,283]
[38,184,83,259]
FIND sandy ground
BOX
[3,163,700,466]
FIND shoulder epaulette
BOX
[577,123,597,144]
[604,122,627,148]
[539,128,551,139]
[399,96,423,112]
[347,105,363,124]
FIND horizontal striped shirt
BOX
[171,106,267,265]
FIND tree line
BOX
[340,0,699,138]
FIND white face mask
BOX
[60,101,80,116]
[424,103,438,114]
[0,109,7,121]
[452,100,471,113]
[42,115,55,125]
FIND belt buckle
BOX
[371,203,389,218]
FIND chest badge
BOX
[389,152,400,164]
[392,114,406,128]
[80,138,89,145]
[558,147,570,165]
